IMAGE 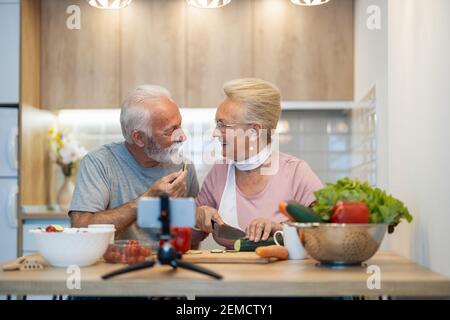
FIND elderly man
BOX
[69,85,199,241]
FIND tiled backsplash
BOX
[278,110,351,184]
[350,87,377,185]
[56,108,353,186]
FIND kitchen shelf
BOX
[281,101,353,111]
[20,205,69,221]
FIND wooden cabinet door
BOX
[253,0,354,101]
[186,0,253,107]
[41,0,120,109]
[120,0,186,106]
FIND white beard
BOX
[144,137,183,164]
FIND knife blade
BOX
[212,220,246,240]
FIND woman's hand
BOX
[245,218,282,242]
[195,206,225,234]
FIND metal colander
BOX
[288,222,388,267]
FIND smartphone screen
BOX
[137,197,196,228]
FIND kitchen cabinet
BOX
[41,0,120,109]
[120,0,186,105]
[186,0,253,107]
[38,0,353,109]
[253,0,354,101]
[0,0,20,103]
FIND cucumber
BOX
[286,201,322,222]
[234,235,284,252]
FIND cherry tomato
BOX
[130,246,139,256]
[127,256,136,265]
[45,225,57,232]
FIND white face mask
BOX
[143,135,183,164]
[233,144,272,171]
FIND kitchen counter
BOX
[1,252,450,298]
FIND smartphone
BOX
[137,197,196,228]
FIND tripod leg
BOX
[102,260,156,280]
[175,259,223,280]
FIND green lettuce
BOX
[312,178,413,225]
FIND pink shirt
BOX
[195,152,323,230]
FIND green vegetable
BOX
[234,236,284,252]
[312,178,413,225]
[286,202,322,222]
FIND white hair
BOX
[223,78,281,142]
[120,85,172,144]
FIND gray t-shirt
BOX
[69,141,199,241]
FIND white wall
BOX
[354,0,388,189]
[387,0,450,278]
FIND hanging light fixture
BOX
[186,0,232,9]
[87,0,133,9]
[290,0,330,6]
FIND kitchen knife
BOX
[212,220,246,240]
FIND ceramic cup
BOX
[273,223,305,260]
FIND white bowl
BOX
[29,228,114,267]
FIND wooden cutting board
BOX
[182,250,273,264]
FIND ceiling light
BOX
[87,0,133,9]
[290,0,330,6]
[187,0,232,9]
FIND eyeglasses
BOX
[215,121,252,131]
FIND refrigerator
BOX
[0,105,18,263]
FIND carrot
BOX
[255,245,289,260]
[278,202,293,221]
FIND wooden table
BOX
[1,252,450,298]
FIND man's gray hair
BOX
[120,85,172,144]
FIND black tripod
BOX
[102,194,222,280]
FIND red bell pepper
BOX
[160,227,192,254]
[331,201,370,224]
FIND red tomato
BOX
[141,247,151,257]
[130,246,139,256]
[127,256,136,265]
[136,256,146,263]
[331,201,370,224]
[45,225,57,232]
[127,240,139,245]
[113,252,121,262]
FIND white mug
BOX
[273,223,305,260]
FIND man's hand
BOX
[195,206,224,234]
[146,170,187,198]
[245,217,282,242]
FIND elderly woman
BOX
[194,78,323,245]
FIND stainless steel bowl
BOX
[287,222,388,267]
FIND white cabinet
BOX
[0,0,20,103]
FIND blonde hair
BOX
[223,78,281,134]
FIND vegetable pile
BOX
[312,178,413,225]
